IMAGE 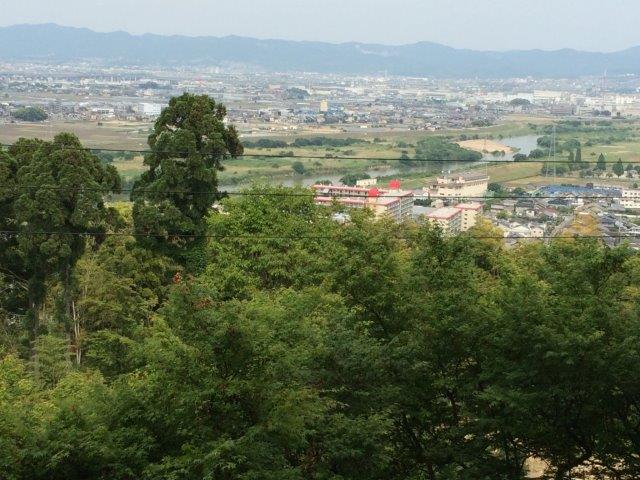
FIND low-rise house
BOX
[541,208,559,220]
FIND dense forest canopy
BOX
[1,94,640,480]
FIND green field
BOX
[5,115,640,190]
[0,119,153,150]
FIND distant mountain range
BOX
[2,23,640,78]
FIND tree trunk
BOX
[27,288,41,355]
[63,263,73,322]
[72,299,81,365]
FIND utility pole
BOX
[545,125,557,180]
[552,125,557,183]
[601,69,608,112]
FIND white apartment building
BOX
[312,180,414,223]
[427,172,489,199]
[425,207,463,234]
[356,178,378,187]
[138,103,163,117]
[455,202,483,231]
[533,90,564,104]
[620,189,640,210]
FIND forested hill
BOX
[3,94,640,478]
[2,23,640,77]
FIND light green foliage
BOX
[206,185,339,296]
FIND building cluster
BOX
[485,184,640,247]
[308,167,640,249]
[311,178,483,233]
[5,64,640,134]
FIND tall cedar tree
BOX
[131,94,243,262]
[1,134,120,338]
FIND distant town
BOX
[2,63,640,135]
[3,62,640,247]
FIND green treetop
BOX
[131,93,243,261]
[1,134,121,340]
[613,158,625,177]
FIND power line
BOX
[0,184,626,200]
[1,142,636,164]
[0,230,635,242]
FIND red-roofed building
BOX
[312,181,414,223]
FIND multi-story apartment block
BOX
[427,172,489,199]
[312,180,414,223]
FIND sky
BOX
[1,0,639,52]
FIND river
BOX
[479,135,540,161]
[219,135,541,190]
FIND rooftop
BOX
[427,207,462,220]
[439,171,490,182]
[456,202,483,211]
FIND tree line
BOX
[243,137,367,149]
[1,94,640,479]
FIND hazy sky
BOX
[1,0,639,51]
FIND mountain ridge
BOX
[1,23,639,77]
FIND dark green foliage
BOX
[284,87,310,99]
[340,173,371,186]
[0,133,121,339]
[537,135,553,149]
[408,137,482,168]
[131,93,243,261]
[291,161,306,174]
[562,138,581,151]
[528,148,546,159]
[12,106,48,122]
[243,138,289,149]
[291,137,365,148]
[243,137,365,150]
[613,158,625,177]
[541,163,568,176]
